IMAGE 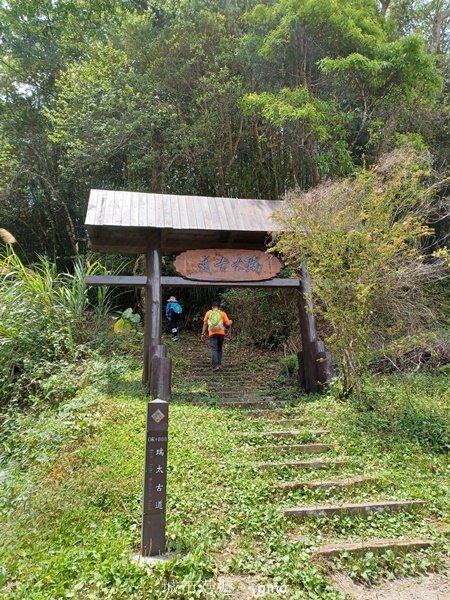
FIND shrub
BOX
[0,248,113,408]
[274,148,449,396]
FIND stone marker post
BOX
[141,398,169,556]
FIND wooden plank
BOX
[130,192,139,227]
[314,538,432,558]
[196,197,209,230]
[163,194,173,228]
[85,189,99,225]
[115,190,125,226]
[99,190,109,225]
[184,196,200,230]
[243,429,327,439]
[155,194,165,228]
[178,195,190,230]
[144,194,153,228]
[285,500,426,521]
[85,275,301,288]
[170,194,182,230]
[217,196,232,231]
[203,195,214,230]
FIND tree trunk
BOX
[431,7,450,52]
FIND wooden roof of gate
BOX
[85,189,284,254]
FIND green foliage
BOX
[221,287,298,349]
[114,308,142,333]
[1,0,448,260]
[0,0,139,260]
[320,34,442,103]
[273,148,449,396]
[0,248,114,407]
[353,373,450,453]
[334,547,444,585]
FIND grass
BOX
[0,341,449,598]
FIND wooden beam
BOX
[161,277,300,288]
[86,275,301,288]
[86,275,146,287]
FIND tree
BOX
[0,0,138,260]
[242,0,443,187]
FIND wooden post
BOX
[151,356,172,401]
[297,264,333,393]
[141,398,169,556]
[143,233,163,386]
[297,264,320,393]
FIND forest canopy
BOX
[0,0,449,262]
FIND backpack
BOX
[171,301,183,314]
[207,309,223,332]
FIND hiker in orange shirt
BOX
[201,301,232,371]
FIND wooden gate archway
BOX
[85,190,331,397]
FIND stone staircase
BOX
[171,333,434,573]
[171,334,296,407]
[245,407,433,566]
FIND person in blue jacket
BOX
[165,296,183,341]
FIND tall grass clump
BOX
[0,246,113,408]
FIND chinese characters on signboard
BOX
[145,434,168,514]
[198,254,263,275]
[174,249,282,282]
[141,400,169,556]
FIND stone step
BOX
[214,401,289,409]
[256,459,349,470]
[256,443,332,454]
[273,476,375,491]
[219,397,279,405]
[182,394,273,403]
[221,398,276,404]
[285,500,426,521]
[247,408,304,420]
[245,410,294,418]
[179,378,255,385]
[244,429,328,439]
[182,366,251,371]
[273,419,313,427]
[313,538,433,558]
[208,390,274,396]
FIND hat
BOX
[168,296,176,301]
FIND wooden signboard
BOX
[174,249,283,282]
